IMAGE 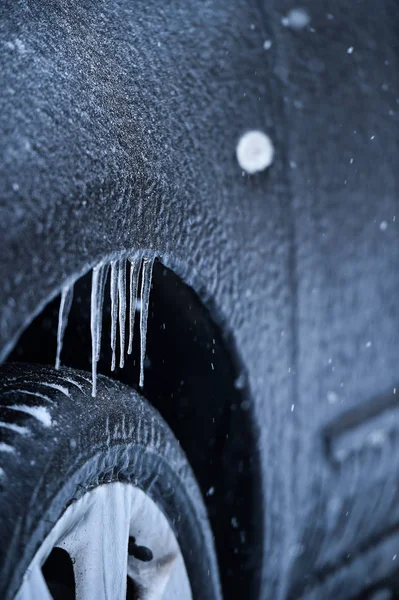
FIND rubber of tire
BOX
[0,363,222,600]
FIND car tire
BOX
[0,362,221,600]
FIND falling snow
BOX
[281,8,310,30]
[327,391,339,405]
[368,429,386,447]
[234,373,246,390]
[236,130,274,174]
[380,220,388,231]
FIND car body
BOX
[1,1,398,598]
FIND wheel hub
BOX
[15,482,192,600]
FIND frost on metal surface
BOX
[55,284,74,370]
[60,254,155,397]
[139,256,155,389]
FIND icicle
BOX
[97,264,109,360]
[91,268,100,398]
[139,256,155,388]
[110,261,119,371]
[90,263,109,397]
[55,284,74,370]
[128,256,142,355]
[118,258,127,369]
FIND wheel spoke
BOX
[16,482,191,600]
[16,566,53,600]
[60,484,132,600]
[126,486,192,600]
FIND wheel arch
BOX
[3,251,265,600]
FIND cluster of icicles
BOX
[55,255,154,397]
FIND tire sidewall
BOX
[0,367,220,600]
